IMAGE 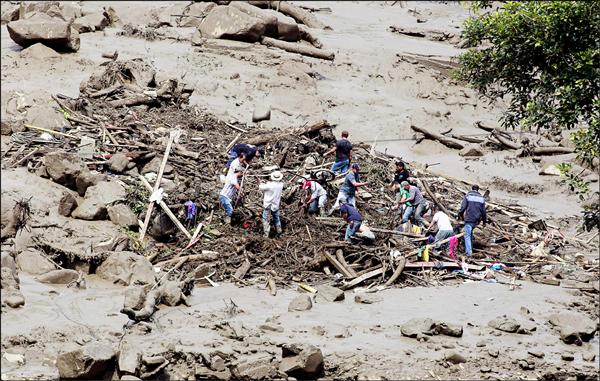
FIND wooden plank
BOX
[336,249,358,277]
[341,267,385,290]
[323,251,354,279]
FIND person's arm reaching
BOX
[323,145,336,157]
[348,149,353,161]
[457,197,467,220]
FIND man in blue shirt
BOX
[399,181,429,227]
[340,203,363,243]
[458,184,487,257]
[330,163,369,213]
[225,143,263,170]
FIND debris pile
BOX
[1,58,597,316]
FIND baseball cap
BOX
[351,163,360,170]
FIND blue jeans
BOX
[331,159,350,173]
[219,195,234,217]
[262,208,281,227]
[401,202,428,226]
[225,151,238,169]
[464,223,475,256]
[345,221,362,241]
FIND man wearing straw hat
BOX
[259,171,284,238]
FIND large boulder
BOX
[279,344,324,379]
[72,181,126,220]
[96,251,156,286]
[179,2,217,27]
[198,5,267,42]
[488,315,520,333]
[1,267,25,308]
[1,252,17,277]
[56,342,116,379]
[7,13,80,52]
[43,151,88,190]
[315,285,345,302]
[288,295,312,311]
[36,269,79,284]
[16,248,56,275]
[261,9,299,41]
[228,1,277,36]
[549,313,597,345]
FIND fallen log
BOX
[324,251,355,279]
[341,267,384,289]
[385,256,407,286]
[109,94,154,108]
[336,249,358,277]
[451,134,484,144]
[298,24,322,48]
[249,1,328,29]
[154,251,222,267]
[260,37,334,60]
[410,125,465,150]
[491,129,520,150]
[527,146,575,156]
[234,259,251,281]
[246,120,330,146]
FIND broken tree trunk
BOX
[491,129,520,150]
[323,251,355,278]
[260,37,334,61]
[341,267,384,290]
[335,249,358,277]
[249,1,328,29]
[246,120,330,145]
[411,125,465,150]
[109,94,154,108]
[528,146,575,156]
[298,24,322,48]
[233,259,251,281]
[385,256,407,286]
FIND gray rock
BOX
[1,252,17,277]
[140,157,173,176]
[436,322,463,338]
[96,251,156,286]
[19,43,60,60]
[252,103,271,123]
[199,5,267,42]
[148,212,177,240]
[107,204,138,230]
[528,349,545,358]
[315,285,344,302]
[36,269,79,284]
[582,352,596,362]
[72,181,126,220]
[120,375,141,381]
[459,144,484,157]
[488,315,520,333]
[25,104,69,131]
[43,151,88,190]
[16,248,56,275]
[401,318,435,338]
[288,295,312,311]
[5,295,25,308]
[75,171,105,197]
[7,14,80,51]
[561,352,574,361]
[488,348,499,358]
[191,30,205,46]
[58,191,77,216]
[160,280,183,306]
[56,342,116,379]
[262,9,299,41]
[280,344,324,378]
[72,12,108,33]
[123,286,146,310]
[1,120,13,135]
[118,341,140,375]
[231,354,278,380]
[1,3,19,24]
[107,153,129,173]
[444,351,467,364]
[354,293,383,304]
[549,312,597,345]
[179,2,216,27]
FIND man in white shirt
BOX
[220,166,244,224]
[302,179,327,216]
[259,171,284,237]
[426,204,454,247]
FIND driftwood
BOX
[109,94,154,108]
[411,125,465,150]
[526,146,575,156]
[385,256,407,286]
[249,1,328,29]
[324,251,355,279]
[298,24,322,48]
[341,267,384,289]
[246,120,330,146]
[417,178,453,218]
[491,130,576,155]
[491,129,520,150]
[260,37,334,60]
[234,259,251,281]
[336,249,358,277]
[121,289,160,321]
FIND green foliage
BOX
[125,182,150,215]
[456,1,600,230]
[556,163,590,202]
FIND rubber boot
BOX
[319,208,327,217]
[263,223,271,238]
[276,225,282,234]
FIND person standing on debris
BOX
[225,143,263,170]
[389,160,411,202]
[323,130,352,173]
[331,163,369,213]
[457,184,487,257]
[399,181,429,227]
[219,166,244,224]
[425,204,454,247]
[259,171,284,237]
[302,179,328,216]
[340,203,363,243]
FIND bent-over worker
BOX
[426,204,454,247]
[302,179,327,216]
[219,165,244,224]
[225,143,263,170]
[323,130,352,173]
[458,184,487,257]
[331,163,368,213]
[340,203,363,243]
[399,181,428,227]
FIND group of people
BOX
[218,131,488,257]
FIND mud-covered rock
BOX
[549,312,597,345]
[25,104,69,131]
[16,248,56,275]
[1,267,25,308]
[262,9,299,41]
[1,252,17,277]
[160,280,184,306]
[123,286,146,310]
[56,342,116,379]
[118,341,140,375]
[72,12,108,33]
[444,351,467,364]
[140,157,173,175]
[229,1,278,36]
[148,212,177,240]
[488,315,520,333]
[179,2,216,27]
[354,293,383,304]
[107,152,130,173]
[315,285,344,302]
[44,151,88,190]
[7,14,80,51]
[75,171,105,196]
[252,103,271,122]
[19,43,61,59]
[58,191,77,217]
[288,294,312,311]
[280,344,324,379]
[107,204,138,230]
[231,354,278,380]
[459,144,484,157]
[72,181,126,220]
[199,5,267,42]
[401,318,435,338]
[36,269,79,284]
[96,251,156,286]
[436,322,463,337]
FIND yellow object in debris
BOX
[411,225,422,235]
[422,246,429,262]
[298,283,317,294]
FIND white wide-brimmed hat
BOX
[270,171,283,181]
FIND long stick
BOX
[24,124,77,139]
[139,131,179,241]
